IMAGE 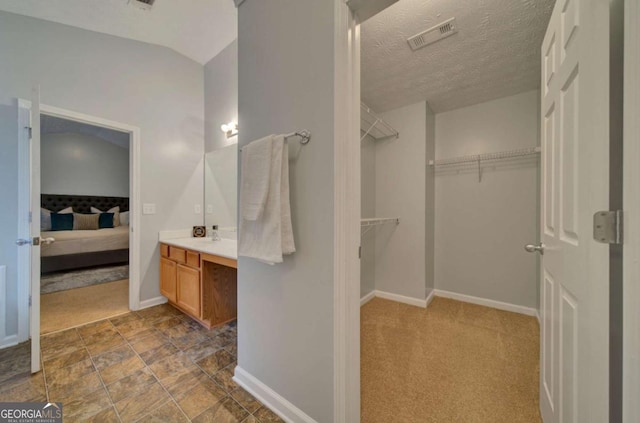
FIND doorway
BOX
[16,100,141,372]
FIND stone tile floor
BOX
[0,304,284,423]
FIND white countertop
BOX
[161,237,238,260]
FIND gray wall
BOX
[425,103,435,296]
[361,135,376,298]
[0,11,205,337]
[237,1,336,420]
[204,40,238,153]
[41,132,129,198]
[434,90,539,309]
[374,101,427,300]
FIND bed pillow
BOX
[50,213,74,231]
[120,211,130,226]
[91,206,120,227]
[98,213,115,229]
[73,213,100,230]
[41,207,73,231]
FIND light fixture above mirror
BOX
[220,121,238,138]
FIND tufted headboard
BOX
[41,194,130,213]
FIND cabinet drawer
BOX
[169,246,186,264]
[186,251,200,269]
[160,244,169,258]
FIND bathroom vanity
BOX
[160,238,237,329]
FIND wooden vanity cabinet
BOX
[160,243,237,328]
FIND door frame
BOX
[16,100,142,343]
[623,0,640,420]
[333,1,361,422]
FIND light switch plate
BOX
[194,204,202,214]
[142,203,156,215]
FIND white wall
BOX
[0,11,205,339]
[374,102,427,300]
[237,1,337,420]
[434,90,539,309]
[41,132,129,198]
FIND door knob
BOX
[524,243,545,255]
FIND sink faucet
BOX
[211,225,221,241]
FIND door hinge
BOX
[28,211,32,223]
[29,295,32,306]
[593,210,623,244]
[358,246,361,259]
[25,126,32,139]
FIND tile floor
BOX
[0,304,283,423]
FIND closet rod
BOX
[428,146,541,167]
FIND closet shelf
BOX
[361,218,400,236]
[428,147,541,167]
[361,102,399,141]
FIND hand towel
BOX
[240,135,273,221]
[239,135,296,264]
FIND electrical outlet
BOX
[142,203,156,215]
[206,205,213,214]
[195,204,202,214]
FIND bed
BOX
[40,194,130,273]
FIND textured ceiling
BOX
[42,115,130,149]
[361,0,554,113]
[0,0,237,64]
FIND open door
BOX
[533,0,611,421]
[30,87,42,373]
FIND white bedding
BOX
[41,226,130,257]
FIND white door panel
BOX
[539,0,610,422]
[30,87,41,373]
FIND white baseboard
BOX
[360,291,376,306]
[233,366,318,423]
[433,289,537,317]
[373,290,427,308]
[138,296,168,310]
[425,289,435,307]
[535,310,541,324]
[0,335,18,349]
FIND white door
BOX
[536,0,611,422]
[30,87,42,373]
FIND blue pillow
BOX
[50,213,74,231]
[98,213,115,229]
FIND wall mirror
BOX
[204,144,238,230]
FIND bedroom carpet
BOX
[361,297,541,423]
[41,264,129,294]
[41,279,129,334]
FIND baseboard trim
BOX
[0,335,18,349]
[425,289,435,307]
[433,289,537,317]
[374,290,427,308]
[233,366,318,423]
[535,309,541,324]
[138,296,168,310]
[360,291,376,306]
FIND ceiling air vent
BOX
[407,17,458,51]
[130,0,155,10]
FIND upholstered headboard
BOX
[41,194,130,213]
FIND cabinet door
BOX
[160,257,177,303]
[177,264,201,317]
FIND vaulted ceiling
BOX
[361,0,555,113]
[41,115,130,149]
[0,0,237,64]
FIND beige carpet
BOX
[41,279,129,334]
[361,297,541,423]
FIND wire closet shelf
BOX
[429,147,541,182]
[361,103,399,141]
[361,218,400,236]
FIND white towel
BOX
[239,135,296,264]
[240,135,273,221]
